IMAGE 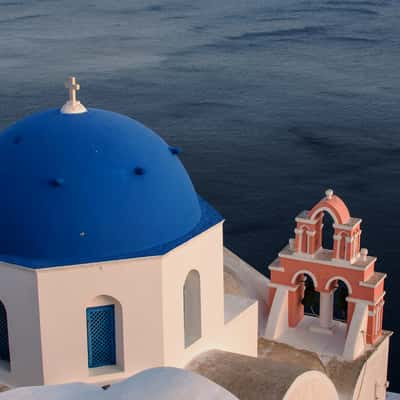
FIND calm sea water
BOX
[0,0,399,391]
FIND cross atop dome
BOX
[60,76,87,114]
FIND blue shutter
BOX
[86,305,116,368]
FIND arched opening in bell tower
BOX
[333,281,349,322]
[324,278,352,323]
[322,212,335,250]
[294,273,320,317]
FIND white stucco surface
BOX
[0,264,43,387]
[223,247,269,334]
[0,223,258,388]
[36,254,164,385]
[283,371,339,400]
[0,368,239,400]
[264,285,289,340]
[277,315,347,356]
[0,383,101,400]
[350,335,391,400]
[107,367,239,399]
[224,294,255,323]
[343,302,368,360]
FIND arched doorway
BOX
[183,270,202,348]
[0,301,10,364]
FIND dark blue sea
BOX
[0,0,399,391]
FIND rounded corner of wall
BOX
[283,370,339,400]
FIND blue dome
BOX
[0,108,222,268]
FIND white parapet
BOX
[264,285,289,340]
[343,301,368,360]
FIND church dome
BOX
[0,107,222,268]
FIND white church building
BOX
[0,77,258,387]
[0,78,392,400]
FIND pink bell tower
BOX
[265,190,386,360]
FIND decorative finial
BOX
[360,248,368,261]
[325,189,334,200]
[60,76,87,114]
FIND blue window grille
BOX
[86,305,116,368]
[0,302,10,362]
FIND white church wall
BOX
[219,295,258,357]
[351,335,390,400]
[161,223,226,367]
[0,222,259,388]
[0,264,44,387]
[343,301,368,361]
[35,256,164,386]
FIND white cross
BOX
[65,76,80,106]
[61,76,87,114]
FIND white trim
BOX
[290,270,318,287]
[279,250,377,271]
[296,229,303,253]
[355,232,361,259]
[334,232,344,259]
[332,224,353,232]
[367,304,384,317]
[359,274,387,288]
[295,216,317,224]
[346,291,386,307]
[298,225,312,232]
[368,301,385,317]
[306,233,310,254]
[333,219,362,231]
[269,282,299,292]
[375,304,381,335]
[324,276,353,295]
[306,230,316,237]
[269,265,285,272]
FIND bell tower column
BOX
[319,291,333,330]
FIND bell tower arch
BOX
[265,190,386,360]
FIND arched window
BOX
[183,270,202,348]
[0,301,10,363]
